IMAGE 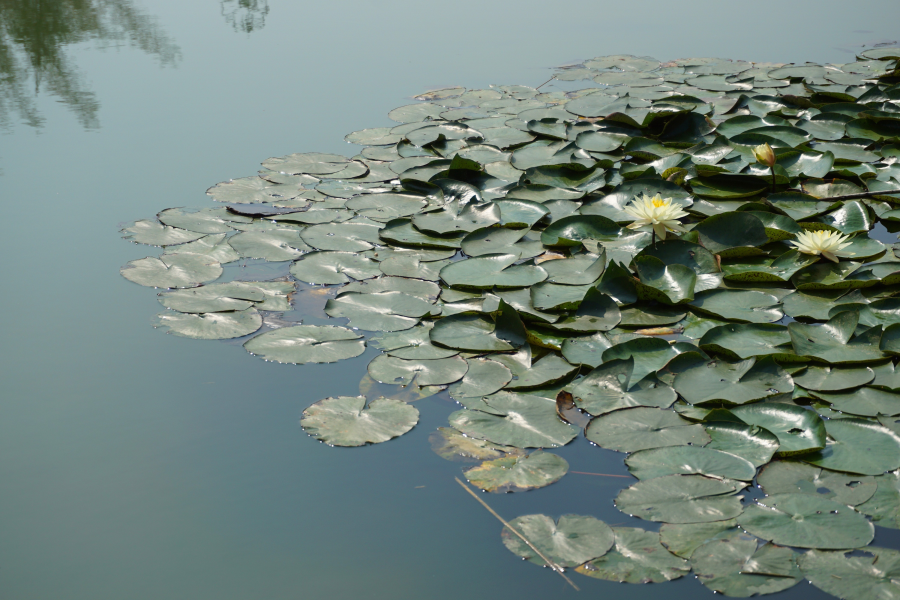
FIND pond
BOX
[2,1,900,599]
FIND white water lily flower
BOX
[623,194,689,240]
[789,230,855,263]
[753,142,776,168]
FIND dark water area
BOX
[2,1,899,598]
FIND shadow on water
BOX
[220,0,269,34]
[0,0,180,131]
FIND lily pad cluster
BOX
[120,50,900,598]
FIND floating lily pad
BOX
[448,391,578,448]
[615,474,746,524]
[367,354,468,386]
[691,531,802,597]
[324,291,434,331]
[576,527,691,583]
[501,514,614,567]
[465,450,568,493]
[730,403,826,456]
[585,407,710,452]
[802,417,900,475]
[800,548,900,600]
[243,325,365,364]
[300,396,419,447]
[289,251,381,285]
[120,253,223,289]
[704,422,780,467]
[154,308,262,340]
[738,493,874,549]
[674,357,793,405]
[757,461,876,506]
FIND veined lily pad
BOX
[625,446,757,481]
[243,324,364,364]
[576,527,691,583]
[802,417,900,475]
[704,422,780,467]
[674,356,793,405]
[367,354,468,386]
[154,308,262,340]
[799,548,900,600]
[324,291,435,331]
[289,251,381,285]
[738,493,874,549]
[615,474,746,524]
[691,531,802,597]
[120,253,223,289]
[448,391,578,448]
[465,450,568,493]
[501,514,614,567]
[757,460,876,506]
[585,406,709,452]
[729,403,826,456]
[300,396,418,447]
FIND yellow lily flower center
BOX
[652,198,667,208]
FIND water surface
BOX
[2,1,899,598]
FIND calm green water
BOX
[2,1,900,598]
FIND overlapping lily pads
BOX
[121,49,900,597]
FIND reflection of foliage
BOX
[221,0,269,34]
[0,0,180,130]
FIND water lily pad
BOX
[857,470,900,528]
[699,323,793,360]
[289,251,381,285]
[615,474,746,524]
[448,391,578,448]
[367,354,467,386]
[465,450,568,493]
[122,220,207,247]
[738,493,874,549]
[658,519,739,559]
[729,403,826,456]
[430,305,525,352]
[440,253,547,289]
[691,531,802,597]
[501,514,614,567]
[243,324,364,364]
[689,289,783,323]
[229,229,310,261]
[300,396,418,447]
[324,291,434,331]
[704,422,780,467]
[674,356,794,405]
[802,417,900,475]
[574,358,677,415]
[448,358,512,399]
[585,407,709,452]
[626,446,757,481]
[799,547,900,600]
[561,332,613,368]
[162,234,240,264]
[158,282,266,313]
[504,353,576,390]
[790,310,886,364]
[758,461,876,506]
[154,308,262,339]
[576,527,691,583]
[120,253,223,289]
[812,386,900,417]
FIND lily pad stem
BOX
[770,166,776,193]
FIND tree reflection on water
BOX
[221,0,269,34]
[0,0,180,130]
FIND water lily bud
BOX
[753,142,776,168]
